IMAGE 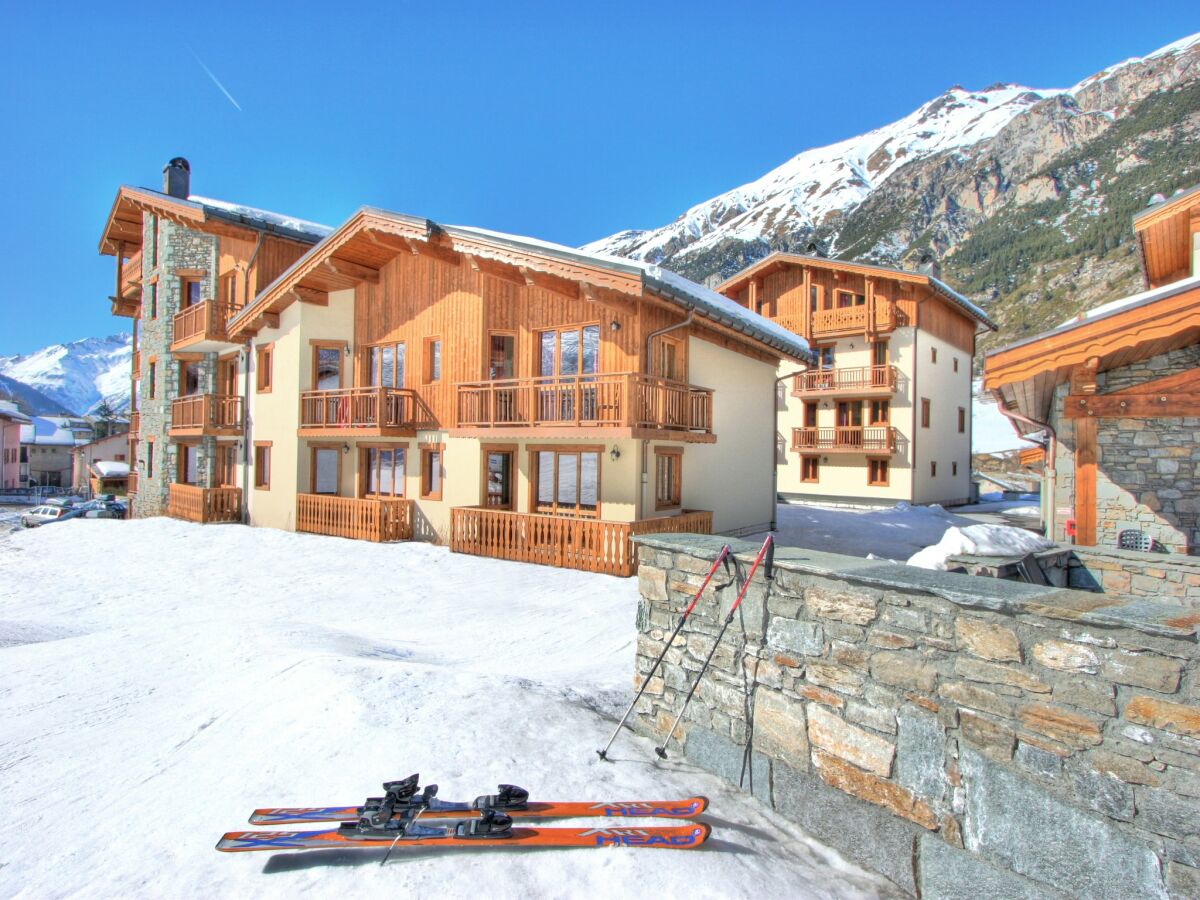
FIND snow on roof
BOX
[189,195,333,242]
[20,416,86,446]
[91,460,129,478]
[446,224,814,363]
[0,400,31,424]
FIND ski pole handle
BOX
[724,534,774,624]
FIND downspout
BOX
[241,340,253,524]
[991,389,1057,540]
[638,312,694,520]
[772,367,811,532]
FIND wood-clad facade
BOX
[985,183,1200,554]
[718,253,993,507]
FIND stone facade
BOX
[133,214,220,517]
[1053,345,1200,554]
[631,533,1199,898]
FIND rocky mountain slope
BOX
[585,33,1200,352]
[0,334,132,416]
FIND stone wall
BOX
[630,533,1200,898]
[1053,346,1200,555]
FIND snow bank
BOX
[906,523,1055,571]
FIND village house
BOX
[19,415,92,488]
[985,183,1200,558]
[71,432,130,494]
[717,254,996,507]
[0,402,30,490]
[99,161,813,575]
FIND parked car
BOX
[76,499,127,520]
[21,505,83,528]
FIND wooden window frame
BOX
[178,357,203,397]
[931,347,938,364]
[424,336,442,384]
[310,340,347,391]
[216,444,237,488]
[958,407,966,434]
[180,275,203,311]
[801,455,820,483]
[309,443,343,495]
[953,357,959,373]
[836,290,865,308]
[175,441,200,485]
[486,332,517,381]
[256,343,274,393]
[366,341,406,389]
[148,357,157,399]
[481,443,517,510]
[921,398,931,428]
[867,457,889,487]
[528,444,604,518]
[869,399,890,426]
[654,447,683,511]
[420,442,445,501]
[536,323,602,378]
[359,443,409,499]
[872,340,888,366]
[803,401,818,428]
[220,271,239,310]
[148,281,158,320]
[145,438,154,478]
[253,441,272,490]
[654,334,685,381]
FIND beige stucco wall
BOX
[910,328,973,506]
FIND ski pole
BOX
[596,543,732,762]
[655,534,774,760]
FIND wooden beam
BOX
[368,230,420,255]
[581,281,599,303]
[326,257,380,284]
[262,312,280,329]
[1069,357,1099,395]
[1074,417,1097,546]
[462,253,481,272]
[1064,393,1200,419]
[291,286,329,306]
[518,266,536,287]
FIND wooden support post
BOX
[1075,417,1097,547]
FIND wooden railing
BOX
[299,388,432,432]
[132,349,141,376]
[449,507,713,577]
[810,304,904,336]
[791,426,897,453]
[129,410,140,434]
[793,365,898,395]
[456,373,713,435]
[296,494,413,542]
[167,484,242,523]
[170,394,243,433]
[171,299,238,347]
[127,471,138,496]
[120,249,143,295]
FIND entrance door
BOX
[836,401,863,448]
[314,345,342,391]
[218,358,238,396]
[484,449,514,510]
[312,447,339,495]
[216,445,237,487]
[538,325,600,422]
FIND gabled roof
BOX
[99,186,331,256]
[715,252,997,330]
[232,208,815,364]
[1134,183,1200,288]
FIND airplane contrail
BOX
[190,49,243,112]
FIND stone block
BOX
[1102,651,1184,694]
[882,605,929,633]
[1014,741,1062,780]
[752,689,809,771]
[871,651,938,693]
[1067,759,1136,821]
[868,630,917,649]
[1032,640,1100,674]
[1135,785,1200,840]
[1018,703,1104,749]
[812,749,937,830]
[1053,675,1117,716]
[773,761,922,893]
[953,657,1050,694]
[804,661,865,696]
[1086,749,1161,786]
[939,681,1015,719]
[960,711,1016,762]
[807,704,895,777]
[637,566,668,603]
[896,708,947,806]
[960,747,1166,899]
[845,698,896,735]
[1126,697,1200,739]
[806,585,879,625]
[765,617,824,658]
[1167,861,1200,900]
[954,617,1021,662]
[916,834,1068,899]
[795,683,844,709]
[682,726,771,805]
[832,641,871,672]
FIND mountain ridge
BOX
[0,333,132,416]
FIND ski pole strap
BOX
[682,544,732,617]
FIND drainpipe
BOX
[241,341,253,524]
[992,389,1057,540]
[772,368,811,532]
[638,312,695,519]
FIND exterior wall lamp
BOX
[610,447,621,461]
[342,443,350,454]
[610,320,621,332]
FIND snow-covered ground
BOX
[0,519,898,899]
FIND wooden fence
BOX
[167,484,242,523]
[296,494,413,542]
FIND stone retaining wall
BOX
[630,533,1200,898]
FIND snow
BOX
[906,523,1055,571]
[0,519,895,898]
[1058,273,1200,328]
[972,380,1036,453]
[0,333,132,415]
[190,195,334,241]
[92,460,129,477]
[19,415,87,447]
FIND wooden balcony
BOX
[772,308,907,340]
[449,507,713,577]
[127,471,138,496]
[791,426,898,454]
[793,365,898,397]
[296,494,413,542]
[167,484,242,524]
[129,410,140,435]
[170,300,240,352]
[298,387,433,437]
[111,250,143,317]
[168,394,244,438]
[132,349,141,377]
[455,373,715,442]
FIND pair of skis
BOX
[217,774,710,854]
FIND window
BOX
[145,439,154,478]
[180,361,201,396]
[801,456,820,483]
[150,215,159,266]
[952,461,958,477]
[809,285,819,313]
[869,400,890,426]
[420,444,444,500]
[931,461,938,478]
[482,446,515,510]
[254,442,271,489]
[931,347,938,364]
[221,272,238,310]
[532,447,600,517]
[836,400,863,428]
[872,341,888,367]
[116,453,126,462]
[538,325,600,378]
[868,458,889,486]
[921,398,930,428]
[311,446,340,495]
[181,277,202,309]
[148,360,157,399]
[958,407,966,433]
[370,343,406,388]
[953,357,959,373]
[488,334,514,380]
[836,290,865,308]
[256,344,273,393]
[656,338,681,380]
[216,445,237,487]
[803,401,818,428]
[177,444,199,485]
[655,448,682,510]
[363,446,406,497]
[148,282,158,319]
[312,343,343,391]
[424,337,442,383]
[817,346,835,370]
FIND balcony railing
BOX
[131,349,141,376]
[171,300,239,350]
[793,365,898,396]
[449,507,713,577]
[296,494,413,543]
[456,373,713,436]
[791,426,897,454]
[169,394,244,437]
[298,388,433,435]
[811,304,905,336]
[120,249,143,297]
[167,484,242,524]
[129,410,140,434]
[127,471,138,496]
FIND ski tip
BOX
[692,796,710,814]
[690,822,713,847]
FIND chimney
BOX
[804,240,827,259]
[163,157,191,199]
[918,251,941,281]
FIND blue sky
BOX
[1,1,1196,354]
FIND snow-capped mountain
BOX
[0,334,132,416]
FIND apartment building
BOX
[986,184,1200,553]
[99,161,814,575]
[718,254,996,507]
